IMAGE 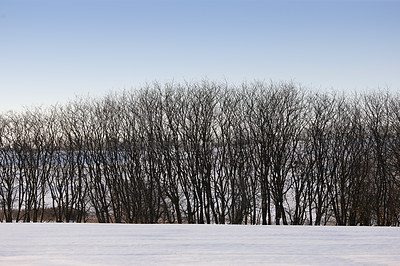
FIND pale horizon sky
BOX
[1,0,399,112]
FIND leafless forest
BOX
[1,81,399,225]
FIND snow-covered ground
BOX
[0,224,399,265]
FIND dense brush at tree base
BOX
[0,80,399,225]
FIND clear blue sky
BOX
[1,0,399,112]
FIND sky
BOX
[1,0,399,112]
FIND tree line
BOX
[1,81,399,225]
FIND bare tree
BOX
[0,114,19,222]
[1,80,400,225]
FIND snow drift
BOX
[1,224,400,265]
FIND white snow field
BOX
[1,224,400,266]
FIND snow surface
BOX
[0,224,399,265]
